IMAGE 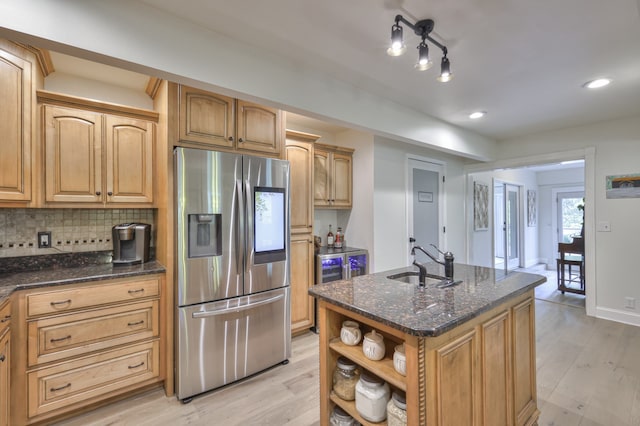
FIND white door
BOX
[407,158,444,264]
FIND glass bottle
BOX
[387,390,408,426]
[355,371,390,422]
[329,405,356,426]
[327,224,334,248]
[335,227,343,249]
[333,356,359,401]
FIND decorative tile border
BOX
[0,209,155,258]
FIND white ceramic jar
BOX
[362,329,385,361]
[355,371,390,422]
[340,320,362,346]
[393,343,406,376]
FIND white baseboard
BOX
[595,306,640,327]
[524,258,545,268]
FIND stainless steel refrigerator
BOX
[174,147,291,401]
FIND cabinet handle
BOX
[0,315,9,323]
[50,383,71,392]
[127,320,144,326]
[50,335,72,343]
[96,191,101,196]
[107,191,113,196]
[238,137,244,142]
[0,355,5,362]
[128,289,145,295]
[228,136,234,142]
[128,361,145,369]
[50,299,72,307]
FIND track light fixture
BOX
[387,15,453,82]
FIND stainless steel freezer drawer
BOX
[176,287,291,400]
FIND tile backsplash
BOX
[0,209,155,258]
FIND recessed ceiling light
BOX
[469,111,486,119]
[583,78,611,89]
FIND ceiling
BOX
[127,0,640,141]
[44,0,640,142]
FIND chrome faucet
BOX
[410,239,455,280]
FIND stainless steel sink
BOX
[386,271,461,288]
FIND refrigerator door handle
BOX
[343,263,349,279]
[235,179,244,273]
[244,179,252,275]
[192,294,285,318]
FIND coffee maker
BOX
[112,223,151,265]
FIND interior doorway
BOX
[407,157,444,264]
[494,181,521,272]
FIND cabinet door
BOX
[290,234,315,334]
[236,100,282,155]
[286,140,314,234]
[481,311,512,426]
[105,115,154,204]
[179,86,234,148]
[331,152,352,208]
[314,149,331,208]
[0,329,9,426]
[432,330,480,426]
[44,106,103,203]
[512,298,537,426]
[0,45,32,202]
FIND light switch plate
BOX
[597,221,611,232]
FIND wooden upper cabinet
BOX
[44,106,102,203]
[41,94,157,206]
[236,100,282,155]
[286,130,318,234]
[105,116,154,204]
[177,85,283,157]
[314,143,353,209]
[0,42,34,203]
[179,86,234,148]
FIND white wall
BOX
[496,115,640,326]
[373,136,467,273]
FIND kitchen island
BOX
[309,263,545,426]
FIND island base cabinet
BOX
[317,290,539,426]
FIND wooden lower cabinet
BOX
[290,233,315,335]
[0,299,10,426]
[11,274,165,425]
[317,290,538,426]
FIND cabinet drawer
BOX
[0,300,10,336]
[26,276,160,317]
[28,340,159,418]
[28,300,159,366]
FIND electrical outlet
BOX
[625,297,636,310]
[38,231,52,248]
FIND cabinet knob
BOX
[228,136,234,142]
[238,137,244,143]
[0,354,5,362]
[96,191,101,196]
[107,191,113,196]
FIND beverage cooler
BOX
[315,247,369,284]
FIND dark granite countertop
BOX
[309,263,545,337]
[0,260,166,303]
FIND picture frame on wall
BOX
[474,182,489,231]
[527,189,537,227]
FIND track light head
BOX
[414,40,433,71]
[437,55,453,83]
[387,23,406,56]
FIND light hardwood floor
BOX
[55,284,640,425]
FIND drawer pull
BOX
[128,361,145,369]
[50,299,72,307]
[0,315,9,323]
[127,320,144,326]
[128,289,145,295]
[50,335,72,343]
[50,383,71,392]
[0,354,5,362]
